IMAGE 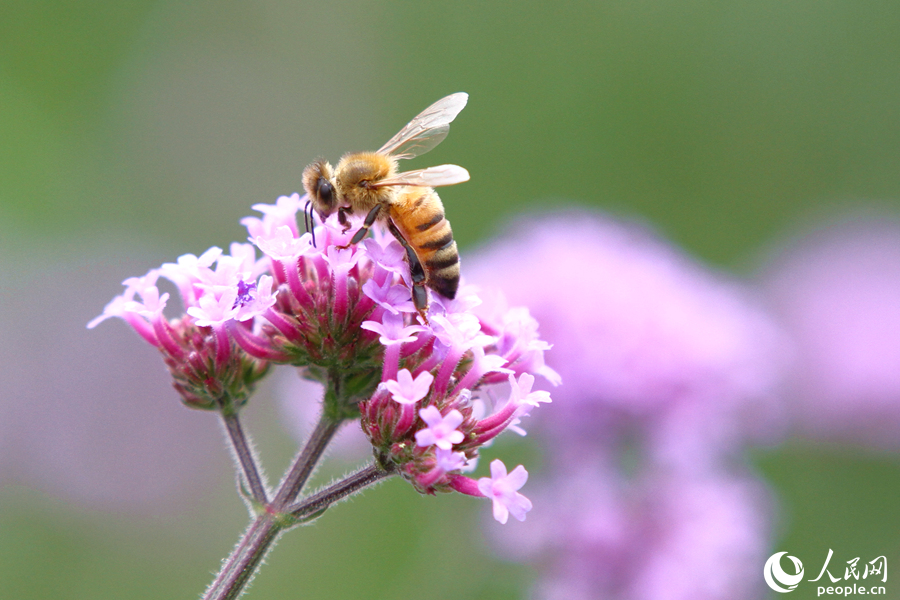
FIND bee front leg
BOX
[338,206,352,233]
[387,220,429,322]
[338,205,382,248]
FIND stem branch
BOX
[273,414,341,506]
[203,515,281,600]
[289,461,397,519]
[205,367,378,600]
[205,408,343,600]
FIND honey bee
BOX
[301,92,470,319]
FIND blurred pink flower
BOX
[466,210,788,464]
[625,474,772,600]
[494,465,771,600]
[761,215,900,447]
[466,210,785,598]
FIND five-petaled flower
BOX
[415,406,465,450]
[478,460,532,524]
[384,369,434,406]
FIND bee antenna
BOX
[302,200,309,240]
[305,200,317,248]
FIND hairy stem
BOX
[273,414,341,506]
[205,371,349,600]
[203,516,281,600]
[289,461,397,520]
[220,410,268,505]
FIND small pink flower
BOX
[242,193,304,238]
[383,369,434,405]
[362,279,416,314]
[253,225,312,261]
[161,247,223,281]
[454,346,514,393]
[362,238,407,275]
[415,406,465,450]
[251,193,304,220]
[130,286,169,318]
[323,245,360,275]
[196,254,249,292]
[228,242,263,277]
[431,313,494,353]
[477,460,532,524]
[508,373,552,417]
[88,270,168,330]
[361,311,425,346]
[87,294,134,330]
[158,247,222,307]
[471,346,512,376]
[432,285,483,315]
[435,448,468,472]
[187,288,239,327]
[234,275,278,322]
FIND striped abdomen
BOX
[390,187,459,300]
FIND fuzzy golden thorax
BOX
[333,151,397,213]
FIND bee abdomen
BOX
[422,239,460,299]
[397,190,461,300]
[415,211,445,232]
[420,230,454,251]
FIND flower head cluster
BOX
[90,193,556,521]
[87,245,272,410]
[356,274,556,503]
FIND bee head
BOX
[301,159,338,220]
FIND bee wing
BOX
[376,92,468,160]
[369,164,470,188]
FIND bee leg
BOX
[337,205,382,248]
[386,220,429,322]
[411,285,429,322]
[338,207,352,233]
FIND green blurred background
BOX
[1,1,899,598]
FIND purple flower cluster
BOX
[90,194,557,522]
[466,211,786,599]
[761,215,900,448]
[87,246,272,410]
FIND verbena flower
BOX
[468,210,787,466]
[89,193,556,519]
[88,251,271,411]
[761,215,900,447]
[506,467,772,600]
[466,210,785,597]
[477,459,533,525]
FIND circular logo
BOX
[764,552,804,593]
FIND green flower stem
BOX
[272,414,341,506]
[203,515,281,600]
[288,461,397,520]
[220,410,268,505]
[204,358,389,600]
[203,409,342,600]
[203,461,396,600]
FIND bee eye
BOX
[317,177,334,205]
